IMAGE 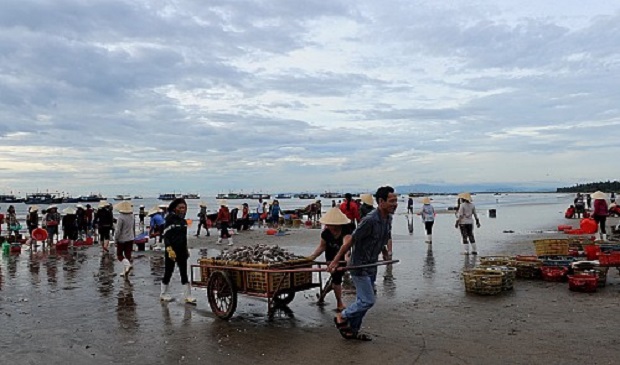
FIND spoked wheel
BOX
[273,291,295,306]
[207,271,237,320]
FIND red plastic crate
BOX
[541,266,568,282]
[584,245,601,260]
[598,252,620,267]
[568,274,598,292]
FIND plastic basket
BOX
[462,270,503,295]
[597,252,620,267]
[584,245,601,260]
[533,239,569,256]
[31,228,48,241]
[541,266,568,282]
[568,274,597,293]
[573,267,608,287]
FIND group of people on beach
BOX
[565,191,619,241]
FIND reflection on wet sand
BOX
[117,281,138,332]
[28,252,41,286]
[45,253,58,287]
[422,244,435,279]
[407,215,414,235]
[97,254,116,298]
[7,255,18,280]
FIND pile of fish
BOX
[215,244,303,264]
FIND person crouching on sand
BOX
[308,208,353,312]
[455,193,480,255]
[114,201,135,279]
[330,186,397,341]
[160,198,196,304]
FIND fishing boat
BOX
[25,193,64,205]
[275,193,292,199]
[78,193,106,202]
[0,194,25,203]
[114,195,132,201]
[297,193,317,199]
[133,195,143,200]
[158,193,183,200]
[182,193,200,199]
[320,192,342,199]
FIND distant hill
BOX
[395,183,554,194]
[556,181,620,193]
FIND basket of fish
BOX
[475,265,517,291]
[513,259,543,279]
[198,244,313,293]
[479,256,515,267]
[462,269,504,295]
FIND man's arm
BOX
[327,234,353,272]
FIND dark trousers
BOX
[220,222,230,238]
[424,221,434,235]
[116,241,133,262]
[593,215,607,234]
[459,224,475,244]
[162,254,189,285]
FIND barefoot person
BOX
[330,186,397,341]
[160,198,196,304]
[308,208,353,312]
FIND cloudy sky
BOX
[1,0,619,196]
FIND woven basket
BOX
[514,260,542,279]
[479,256,516,267]
[462,269,503,295]
[476,265,517,291]
[533,239,569,256]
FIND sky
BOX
[1,0,619,197]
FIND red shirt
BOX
[593,199,608,217]
[217,207,230,223]
[0,213,4,232]
[339,200,360,223]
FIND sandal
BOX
[333,316,349,329]
[353,333,372,341]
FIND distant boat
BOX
[297,193,316,199]
[158,193,182,200]
[275,193,292,199]
[114,195,132,201]
[0,194,25,203]
[78,194,106,202]
[133,195,143,200]
[182,193,200,199]
[25,193,63,205]
[320,192,342,199]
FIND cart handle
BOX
[192,259,399,274]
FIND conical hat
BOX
[319,207,351,225]
[115,201,134,214]
[422,197,431,205]
[199,201,207,207]
[63,207,76,215]
[360,194,374,206]
[98,200,109,208]
[147,206,161,216]
[591,191,607,200]
[218,199,228,207]
[29,205,39,212]
[458,192,472,202]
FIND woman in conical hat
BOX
[420,197,435,244]
[455,192,480,255]
[308,208,352,312]
[591,191,609,241]
[114,201,135,278]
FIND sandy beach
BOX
[2,196,620,365]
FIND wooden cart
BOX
[191,258,398,319]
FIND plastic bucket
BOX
[584,245,600,260]
[32,228,48,241]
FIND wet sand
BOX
[2,217,620,365]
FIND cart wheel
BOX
[273,291,295,306]
[207,271,237,320]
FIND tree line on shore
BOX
[556,181,620,193]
